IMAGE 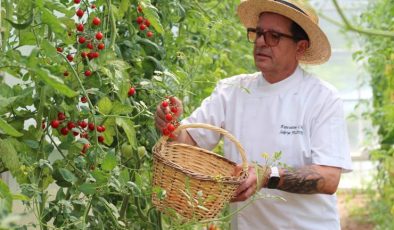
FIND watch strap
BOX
[267,166,280,189]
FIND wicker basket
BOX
[152,123,248,221]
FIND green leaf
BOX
[43,0,70,14]
[145,56,164,71]
[118,81,130,102]
[102,118,116,146]
[142,56,165,78]
[58,168,77,183]
[0,180,12,212]
[91,170,109,185]
[41,8,68,41]
[0,118,23,137]
[78,183,97,195]
[119,168,130,185]
[5,12,33,30]
[99,66,113,79]
[0,86,34,111]
[23,139,39,149]
[12,193,30,201]
[137,38,164,59]
[26,48,39,67]
[111,102,133,115]
[35,0,44,8]
[31,67,77,98]
[19,31,37,46]
[40,39,57,58]
[163,70,180,84]
[140,1,164,34]
[126,181,141,197]
[102,153,117,171]
[97,97,113,115]
[0,96,18,110]
[55,188,66,200]
[98,197,120,219]
[116,118,137,148]
[0,84,13,97]
[176,2,186,23]
[117,0,129,19]
[0,139,21,174]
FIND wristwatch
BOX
[267,166,280,189]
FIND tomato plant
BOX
[0,0,254,229]
[356,0,394,228]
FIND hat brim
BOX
[237,0,331,65]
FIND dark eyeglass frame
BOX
[247,28,298,46]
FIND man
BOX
[155,0,352,229]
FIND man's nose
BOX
[255,34,267,47]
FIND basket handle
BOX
[159,123,248,172]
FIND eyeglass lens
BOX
[248,30,281,46]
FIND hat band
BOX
[274,0,307,16]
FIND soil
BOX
[337,189,375,230]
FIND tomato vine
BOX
[0,0,254,229]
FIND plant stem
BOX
[47,133,83,174]
[82,196,93,229]
[2,0,12,51]
[134,197,148,222]
[198,197,257,224]
[119,194,130,220]
[39,191,48,230]
[332,0,394,37]
[98,197,124,229]
[107,0,117,51]
[157,212,163,230]
[62,53,103,151]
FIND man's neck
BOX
[262,64,298,84]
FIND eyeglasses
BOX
[247,28,297,46]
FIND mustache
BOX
[254,48,271,56]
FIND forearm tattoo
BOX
[279,166,325,194]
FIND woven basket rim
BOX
[153,142,246,184]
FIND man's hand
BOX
[154,96,183,131]
[231,165,270,202]
[154,96,197,146]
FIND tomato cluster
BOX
[161,97,180,138]
[56,1,105,81]
[52,0,139,157]
[135,5,154,38]
[57,1,143,100]
[46,111,106,154]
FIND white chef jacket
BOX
[182,66,352,230]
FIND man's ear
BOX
[296,40,309,60]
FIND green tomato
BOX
[121,144,133,159]
[137,146,146,158]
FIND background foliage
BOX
[356,0,394,228]
[0,0,254,229]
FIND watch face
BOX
[267,177,280,189]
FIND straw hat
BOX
[237,0,331,65]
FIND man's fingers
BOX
[155,97,183,132]
[232,165,243,177]
[235,176,254,196]
[235,166,257,195]
[169,96,183,111]
[231,183,257,202]
[155,114,167,130]
[237,184,256,201]
[156,104,169,118]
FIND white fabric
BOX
[182,67,352,230]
